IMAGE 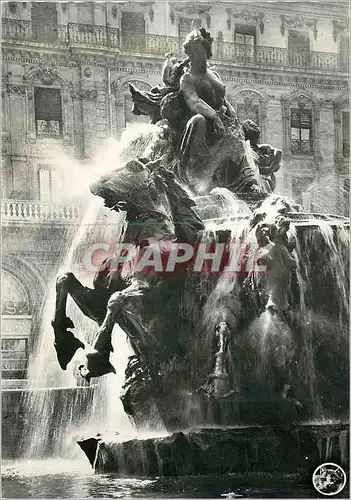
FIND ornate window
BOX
[34,87,63,138]
[290,106,312,155]
[234,24,256,45]
[31,2,58,42]
[342,111,349,158]
[234,24,256,63]
[281,91,320,160]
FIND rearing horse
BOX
[52,157,204,382]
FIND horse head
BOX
[90,158,177,244]
[91,157,204,246]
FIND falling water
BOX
[196,192,349,424]
[22,201,129,459]
[21,125,166,459]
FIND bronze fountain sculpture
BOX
[51,26,348,437]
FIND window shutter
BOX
[34,88,62,122]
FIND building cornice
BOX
[216,1,348,21]
[2,48,348,92]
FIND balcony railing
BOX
[2,18,349,73]
[2,199,82,224]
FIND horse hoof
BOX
[83,351,116,379]
[54,332,85,370]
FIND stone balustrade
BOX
[2,18,348,73]
[2,18,31,39]
[2,199,82,224]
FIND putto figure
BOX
[242,119,282,193]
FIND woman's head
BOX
[183,27,214,59]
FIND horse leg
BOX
[52,272,75,331]
[78,279,149,382]
[53,272,108,329]
[52,272,103,371]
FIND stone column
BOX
[266,100,285,195]
[95,87,109,142]
[280,101,292,196]
[70,89,84,159]
[80,89,98,159]
[112,79,125,138]
[62,84,74,147]
[312,101,322,171]
[333,103,343,172]
[25,83,36,142]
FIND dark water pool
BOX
[1,459,347,498]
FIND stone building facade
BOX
[1,1,349,387]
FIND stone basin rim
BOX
[78,421,350,445]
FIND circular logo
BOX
[312,462,347,496]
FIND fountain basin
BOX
[78,423,349,476]
[2,386,96,459]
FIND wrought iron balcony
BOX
[2,18,348,73]
[1,199,82,224]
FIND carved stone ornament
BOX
[169,9,175,24]
[232,9,265,34]
[24,62,64,86]
[8,2,17,14]
[280,15,317,39]
[83,67,92,79]
[149,5,154,22]
[6,84,26,95]
[119,1,153,12]
[170,2,211,16]
[236,90,259,103]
